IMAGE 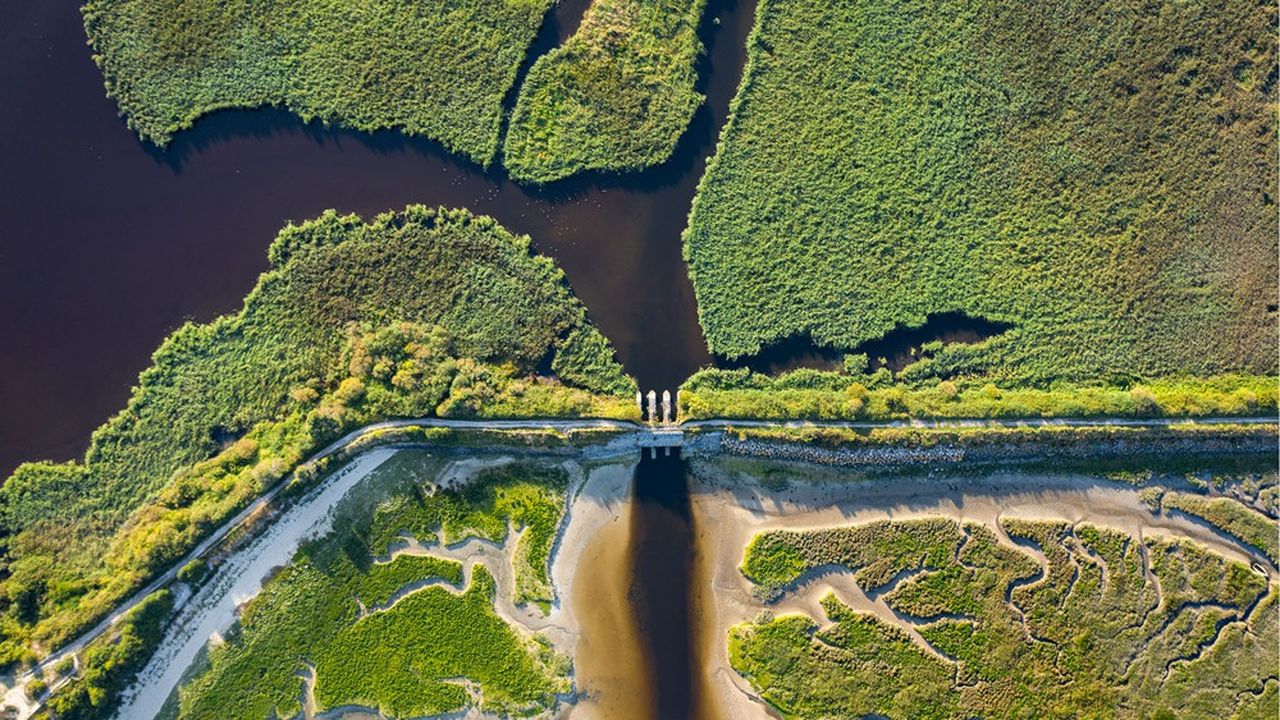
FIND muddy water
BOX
[626,452,719,720]
[569,453,1276,720]
[569,510,654,719]
[571,451,719,720]
[685,458,1278,718]
[0,0,759,476]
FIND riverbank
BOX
[702,419,1277,469]
[121,450,641,720]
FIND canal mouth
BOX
[0,0,760,477]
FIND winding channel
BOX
[4,4,1277,720]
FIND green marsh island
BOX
[0,0,1275,718]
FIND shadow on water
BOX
[723,311,1016,375]
[627,449,717,720]
[0,0,757,476]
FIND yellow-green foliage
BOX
[504,0,708,182]
[37,590,174,720]
[741,518,961,593]
[684,0,1277,382]
[680,368,1277,420]
[175,459,572,719]
[0,206,633,667]
[81,0,552,162]
[1152,490,1279,564]
[733,517,1276,718]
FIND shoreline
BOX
[698,420,1276,469]
[115,452,639,720]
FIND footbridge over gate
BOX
[638,389,683,456]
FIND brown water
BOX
[0,0,760,477]
[0,7,1025,716]
[572,452,719,720]
[569,509,654,719]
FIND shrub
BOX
[0,207,633,663]
[176,559,209,586]
[678,368,1277,422]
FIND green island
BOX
[80,0,553,162]
[171,456,573,719]
[504,0,708,182]
[0,206,633,707]
[732,516,1278,719]
[684,0,1277,382]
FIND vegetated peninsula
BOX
[504,0,709,183]
[684,0,1278,383]
[80,0,553,162]
[0,206,635,701]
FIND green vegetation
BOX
[741,518,960,597]
[81,0,553,162]
[175,559,209,587]
[365,462,569,611]
[0,206,634,667]
[685,0,1277,383]
[38,590,174,720]
[175,459,572,719]
[1146,490,1279,564]
[504,0,708,182]
[680,367,1277,420]
[732,518,1277,718]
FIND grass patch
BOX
[680,368,1277,421]
[0,205,633,666]
[684,0,1277,382]
[81,0,553,162]
[365,463,570,611]
[1148,490,1278,565]
[175,459,573,718]
[740,518,960,595]
[504,0,708,182]
[733,517,1277,718]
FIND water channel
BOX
[112,442,1276,720]
[2,3,751,716]
[0,0,761,476]
[5,5,1255,720]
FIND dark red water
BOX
[0,0,761,477]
